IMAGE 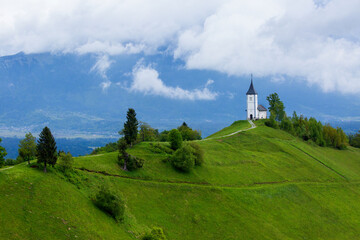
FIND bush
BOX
[127,155,144,171]
[189,142,204,166]
[142,227,167,240]
[171,144,195,172]
[93,188,125,222]
[168,129,183,150]
[5,158,16,166]
[58,152,74,171]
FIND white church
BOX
[246,78,267,120]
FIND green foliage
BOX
[126,155,144,171]
[149,143,173,154]
[158,130,170,142]
[265,111,279,129]
[122,108,139,147]
[177,122,202,140]
[349,130,360,148]
[93,187,125,222]
[139,122,159,142]
[168,129,183,150]
[264,94,347,150]
[142,227,167,240]
[18,132,37,165]
[118,138,144,171]
[58,152,74,171]
[171,144,195,172]
[5,158,16,166]
[189,142,204,166]
[91,142,118,155]
[266,93,286,122]
[0,138,7,167]
[36,126,58,172]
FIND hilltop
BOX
[1,120,360,239]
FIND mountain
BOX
[1,121,360,239]
[0,52,359,141]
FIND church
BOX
[246,77,267,120]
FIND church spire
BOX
[246,74,257,95]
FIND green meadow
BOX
[1,120,360,239]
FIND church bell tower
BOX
[246,75,258,120]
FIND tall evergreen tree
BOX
[18,132,37,165]
[36,127,57,172]
[123,108,138,147]
[0,138,7,167]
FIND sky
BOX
[0,0,360,138]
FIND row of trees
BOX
[349,131,360,148]
[265,93,348,149]
[117,108,204,172]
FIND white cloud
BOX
[174,0,360,94]
[129,62,218,100]
[100,81,112,91]
[1,0,360,94]
[91,55,113,79]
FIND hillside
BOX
[1,120,360,239]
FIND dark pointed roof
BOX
[246,78,257,95]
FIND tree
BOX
[122,108,139,147]
[58,152,74,171]
[349,130,360,148]
[18,132,37,165]
[266,93,285,122]
[171,144,195,172]
[118,138,144,171]
[177,122,202,141]
[168,129,183,150]
[139,122,157,142]
[0,138,7,168]
[36,126,57,172]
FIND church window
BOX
[249,97,252,101]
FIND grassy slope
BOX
[1,120,360,239]
[206,120,251,139]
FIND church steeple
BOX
[246,74,257,95]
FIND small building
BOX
[246,77,267,120]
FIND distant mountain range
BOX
[0,52,359,150]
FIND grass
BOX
[206,120,251,138]
[1,120,360,239]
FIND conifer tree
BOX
[36,126,57,172]
[123,108,138,147]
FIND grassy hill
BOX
[1,120,360,239]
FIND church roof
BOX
[258,105,267,111]
[246,79,257,95]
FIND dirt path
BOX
[203,120,256,141]
[0,166,14,171]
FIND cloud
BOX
[1,0,360,94]
[174,0,360,94]
[100,81,112,91]
[129,62,218,100]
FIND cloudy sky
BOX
[1,0,360,97]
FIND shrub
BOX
[171,144,195,172]
[142,227,167,240]
[58,152,74,171]
[168,129,183,150]
[93,188,125,222]
[189,142,204,166]
[5,158,16,166]
[127,155,144,171]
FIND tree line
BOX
[265,93,348,149]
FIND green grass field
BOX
[1,120,360,239]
